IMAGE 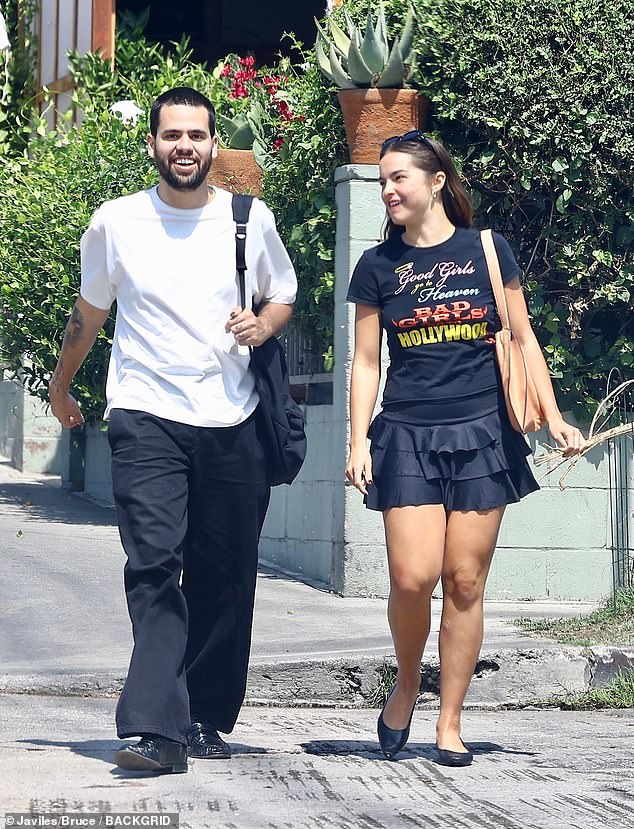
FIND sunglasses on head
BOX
[381,130,441,162]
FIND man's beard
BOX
[155,154,213,191]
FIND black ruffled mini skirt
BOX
[365,389,540,512]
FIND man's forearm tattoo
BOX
[50,356,66,394]
[50,305,85,393]
[66,305,85,344]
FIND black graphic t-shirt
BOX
[346,227,520,414]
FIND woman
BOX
[345,131,584,766]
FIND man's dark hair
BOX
[149,87,216,137]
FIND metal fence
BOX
[606,370,633,593]
[282,329,333,404]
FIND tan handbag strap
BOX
[480,229,511,331]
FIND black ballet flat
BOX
[435,743,473,767]
[377,685,417,760]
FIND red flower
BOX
[263,75,282,94]
[230,81,248,99]
[234,68,257,83]
[277,100,294,121]
[272,136,284,151]
[220,63,232,77]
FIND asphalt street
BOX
[1,463,633,828]
[0,696,632,828]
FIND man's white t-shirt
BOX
[80,186,297,427]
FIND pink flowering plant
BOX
[212,53,299,163]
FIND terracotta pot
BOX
[208,148,262,196]
[337,88,430,165]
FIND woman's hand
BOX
[547,416,587,457]
[346,444,373,495]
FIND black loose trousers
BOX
[108,408,270,744]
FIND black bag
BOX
[232,193,307,486]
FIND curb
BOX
[1,647,632,708]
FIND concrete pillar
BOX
[333,165,388,596]
[259,164,385,591]
[0,375,62,474]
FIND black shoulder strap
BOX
[232,193,255,310]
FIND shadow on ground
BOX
[300,739,537,761]
[0,464,117,527]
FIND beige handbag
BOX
[481,229,546,434]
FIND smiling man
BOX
[48,87,297,774]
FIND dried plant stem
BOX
[534,380,634,490]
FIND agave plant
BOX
[217,103,274,174]
[315,1,416,89]
[216,111,256,150]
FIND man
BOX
[49,87,297,774]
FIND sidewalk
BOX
[0,463,627,705]
[1,463,633,828]
[1,695,632,828]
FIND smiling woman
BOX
[345,131,586,765]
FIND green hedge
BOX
[340,0,634,417]
[421,0,634,415]
[0,113,154,421]
[0,33,345,418]
[259,45,346,370]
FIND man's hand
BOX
[47,297,110,429]
[225,307,273,347]
[49,388,85,429]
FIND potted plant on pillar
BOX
[211,108,264,195]
[206,55,262,194]
[208,55,299,195]
[315,1,428,164]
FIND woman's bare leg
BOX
[436,506,505,752]
[381,504,446,729]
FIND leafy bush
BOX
[0,0,37,158]
[0,37,221,421]
[339,0,634,417]
[0,27,345,417]
[0,112,154,421]
[410,0,634,417]
[259,42,347,369]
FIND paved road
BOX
[2,464,633,828]
[0,696,632,828]
[0,463,596,682]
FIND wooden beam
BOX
[91,0,115,60]
[34,72,74,103]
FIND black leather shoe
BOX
[377,685,417,760]
[435,744,473,767]
[115,735,188,773]
[188,721,232,759]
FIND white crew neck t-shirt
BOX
[80,186,297,427]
